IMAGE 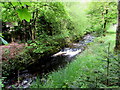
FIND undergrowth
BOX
[30,25,119,88]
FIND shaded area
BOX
[3,34,95,88]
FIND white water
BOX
[52,48,82,58]
[52,34,95,58]
[5,34,95,89]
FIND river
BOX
[4,34,95,89]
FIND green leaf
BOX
[12,2,31,6]
[0,37,8,45]
[0,3,4,7]
[21,2,31,6]
[17,8,31,22]
[11,2,19,6]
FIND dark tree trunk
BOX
[103,9,108,33]
[115,1,120,50]
[31,10,37,41]
[102,7,108,36]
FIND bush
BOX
[2,48,36,77]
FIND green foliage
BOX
[87,2,117,35]
[1,2,17,22]
[27,2,72,54]
[30,76,43,88]
[64,2,89,40]
[0,77,6,88]
[11,2,31,7]
[17,8,31,22]
[30,25,119,88]
[35,2,70,35]
[1,2,32,22]
[1,2,118,88]
[28,35,60,54]
[2,48,36,77]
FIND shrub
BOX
[2,48,36,77]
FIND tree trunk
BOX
[115,1,120,50]
[103,9,108,33]
[102,5,108,36]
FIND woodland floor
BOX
[1,42,25,61]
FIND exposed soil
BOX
[1,42,25,61]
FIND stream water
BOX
[4,34,95,89]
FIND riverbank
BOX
[30,25,119,88]
[3,33,95,88]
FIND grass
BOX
[31,25,119,88]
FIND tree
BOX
[87,2,117,36]
[115,1,120,50]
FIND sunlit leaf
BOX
[21,2,31,6]
[0,3,4,7]
[17,8,32,22]
[11,2,19,6]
